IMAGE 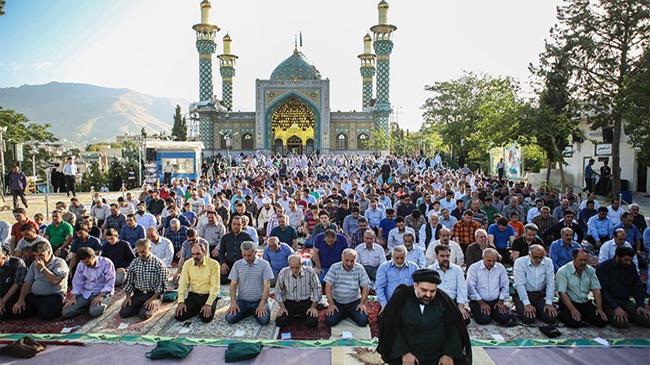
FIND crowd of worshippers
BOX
[0,153,649,331]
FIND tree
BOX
[522,39,581,188]
[623,47,650,166]
[557,0,650,192]
[171,105,187,141]
[0,107,58,178]
[421,72,523,166]
[78,162,107,192]
[364,129,391,152]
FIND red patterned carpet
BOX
[277,301,381,340]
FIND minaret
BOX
[218,34,238,111]
[193,0,220,102]
[370,0,397,135]
[357,34,376,109]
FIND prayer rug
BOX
[330,319,372,340]
[157,295,280,340]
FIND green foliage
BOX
[421,72,524,165]
[0,107,58,178]
[171,105,187,141]
[78,162,107,192]
[555,0,650,191]
[364,129,391,151]
[522,144,547,172]
[624,47,650,166]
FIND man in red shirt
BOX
[9,208,39,250]
[451,210,481,255]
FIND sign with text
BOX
[595,143,612,156]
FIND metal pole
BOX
[138,139,143,187]
[0,128,5,182]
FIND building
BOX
[191,0,397,156]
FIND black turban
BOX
[412,269,441,284]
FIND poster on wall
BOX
[505,144,522,180]
[161,158,195,174]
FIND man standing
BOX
[429,245,471,324]
[275,254,322,328]
[556,248,607,328]
[513,245,557,324]
[596,246,650,328]
[375,246,418,308]
[376,269,471,365]
[354,230,386,282]
[324,249,370,327]
[163,161,174,186]
[175,243,221,323]
[583,158,597,193]
[8,165,28,210]
[62,247,115,318]
[11,241,69,320]
[467,248,513,325]
[120,239,168,320]
[225,241,274,325]
[63,157,77,197]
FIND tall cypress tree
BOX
[171,105,187,141]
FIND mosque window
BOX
[336,133,348,150]
[242,133,254,150]
[357,133,369,150]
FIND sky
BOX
[0,0,562,131]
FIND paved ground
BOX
[0,190,137,222]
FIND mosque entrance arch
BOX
[269,96,317,154]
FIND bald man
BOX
[513,245,557,324]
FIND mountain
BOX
[0,81,190,144]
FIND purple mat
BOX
[485,347,650,365]
[0,344,330,365]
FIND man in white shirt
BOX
[598,229,638,268]
[425,228,464,267]
[146,227,174,267]
[467,248,513,325]
[387,217,416,251]
[428,244,470,324]
[354,230,386,282]
[607,198,625,226]
[512,244,557,324]
[63,157,77,197]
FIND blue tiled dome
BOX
[270,50,322,81]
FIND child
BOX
[508,212,525,239]
[34,213,47,234]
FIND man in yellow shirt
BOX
[174,243,220,322]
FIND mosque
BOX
[191,0,397,156]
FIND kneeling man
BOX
[63,247,115,318]
[175,243,220,323]
[275,254,322,328]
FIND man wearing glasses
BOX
[512,244,557,324]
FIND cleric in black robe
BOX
[377,269,472,365]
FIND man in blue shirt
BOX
[119,214,146,248]
[342,208,361,237]
[375,245,418,308]
[614,212,642,251]
[586,207,615,248]
[269,214,298,248]
[378,209,397,245]
[263,237,294,281]
[312,229,349,282]
[549,227,582,272]
[363,199,386,230]
[583,158,597,193]
[487,217,515,264]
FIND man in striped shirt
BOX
[225,241,274,325]
[275,254,322,328]
[324,249,370,327]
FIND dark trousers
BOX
[65,175,76,196]
[324,299,368,327]
[174,292,218,323]
[119,291,157,320]
[363,265,378,282]
[513,291,556,324]
[603,299,650,328]
[558,300,607,328]
[496,248,512,265]
[498,168,504,181]
[275,299,318,328]
[10,190,28,209]
[469,299,512,325]
[583,177,594,193]
[0,292,20,320]
[163,172,172,186]
[15,293,64,321]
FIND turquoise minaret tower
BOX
[193,0,219,148]
[358,34,376,109]
[370,0,396,135]
[218,34,238,111]
[193,0,220,102]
